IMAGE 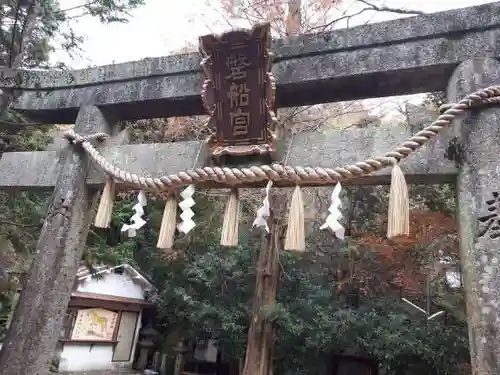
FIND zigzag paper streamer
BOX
[121,190,147,237]
[177,184,196,234]
[320,182,345,240]
[252,181,273,232]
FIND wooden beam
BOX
[69,291,153,311]
[3,2,500,123]
[0,127,457,190]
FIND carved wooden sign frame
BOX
[71,308,119,342]
[199,22,277,164]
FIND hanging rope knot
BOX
[63,129,110,146]
[388,157,399,166]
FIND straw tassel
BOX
[284,185,305,252]
[157,193,178,249]
[220,188,240,247]
[94,179,115,228]
[387,163,410,238]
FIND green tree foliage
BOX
[66,168,465,375]
[137,226,469,375]
[93,185,464,375]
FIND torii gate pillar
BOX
[0,106,120,375]
[449,57,500,374]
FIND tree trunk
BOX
[242,192,286,375]
[0,106,117,375]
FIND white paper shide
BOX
[320,182,345,240]
[178,184,196,234]
[121,190,148,237]
[252,180,273,233]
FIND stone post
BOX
[0,106,117,375]
[159,353,168,375]
[172,341,189,375]
[448,58,500,374]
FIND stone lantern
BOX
[136,325,159,371]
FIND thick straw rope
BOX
[64,86,500,191]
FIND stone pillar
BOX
[448,58,500,373]
[0,106,118,375]
[159,353,168,375]
[172,341,189,375]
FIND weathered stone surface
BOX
[0,107,120,375]
[0,127,456,190]
[448,58,500,374]
[405,105,452,169]
[5,2,500,123]
[405,104,440,134]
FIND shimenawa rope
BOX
[64,85,500,191]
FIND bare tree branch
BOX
[356,0,424,16]
[53,0,100,15]
[306,6,370,32]
[307,0,424,32]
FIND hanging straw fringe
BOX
[387,163,410,238]
[221,188,240,247]
[94,179,115,228]
[157,193,178,249]
[284,185,305,252]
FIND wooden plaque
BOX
[199,23,277,164]
[71,308,119,341]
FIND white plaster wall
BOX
[59,344,115,372]
[77,272,145,299]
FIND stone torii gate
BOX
[0,2,499,374]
